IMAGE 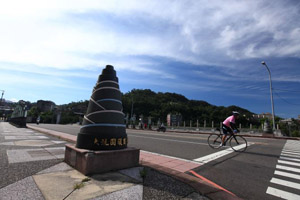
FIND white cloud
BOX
[9,98,18,103]
[0,0,299,74]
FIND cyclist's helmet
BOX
[232,111,240,116]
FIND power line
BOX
[273,88,300,93]
[273,90,300,106]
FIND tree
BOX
[121,89,255,127]
[27,106,40,118]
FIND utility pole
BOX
[261,61,276,131]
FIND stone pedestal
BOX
[65,144,140,175]
[9,117,27,128]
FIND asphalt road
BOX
[28,123,299,200]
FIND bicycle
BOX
[207,128,247,152]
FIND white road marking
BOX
[5,136,48,140]
[128,130,209,140]
[266,187,300,200]
[140,150,200,165]
[193,143,249,164]
[51,140,66,144]
[281,153,300,158]
[129,135,208,145]
[274,170,300,180]
[276,165,300,173]
[282,149,300,154]
[266,140,300,199]
[271,178,300,190]
[278,160,300,167]
[280,156,300,162]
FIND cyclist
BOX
[221,111,240,146]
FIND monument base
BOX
[9,117,27,128]
[65,144,140,175]
[262,133,274,137]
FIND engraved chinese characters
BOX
[76,65,127,150]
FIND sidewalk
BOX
[0,122,241,200]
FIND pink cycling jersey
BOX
[223,115,235,127]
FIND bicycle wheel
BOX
[229,135,247,152]
[207,134,222,149]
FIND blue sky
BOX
[0,0,299,118]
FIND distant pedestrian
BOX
[36,116,40,125]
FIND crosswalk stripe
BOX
[286,143,300,147]
[281,152,300,158]
[282,149,300,154]
[270,178,300,190]
[267,187,300,200]
[280,156,300,162]
[284,146,300,148]
[285,145,300,148]
[267,140,300,198]
[284,143,300,145]
[276,165,300,173]
[278,160,300,167]
[285,141,300,144]
[274,170,300,180]
[284,147,300,149]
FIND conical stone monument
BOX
[65,65,139,175]
[76,65,127,150]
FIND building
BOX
[253,112,272,120]
[167,113,182,126]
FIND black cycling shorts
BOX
[222,124,232,135]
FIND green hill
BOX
[121,89,258,127]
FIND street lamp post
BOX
[130,96,134,120]
[261,61,276,131]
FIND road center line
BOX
[129,135,208,145]
[128,130,208,140]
